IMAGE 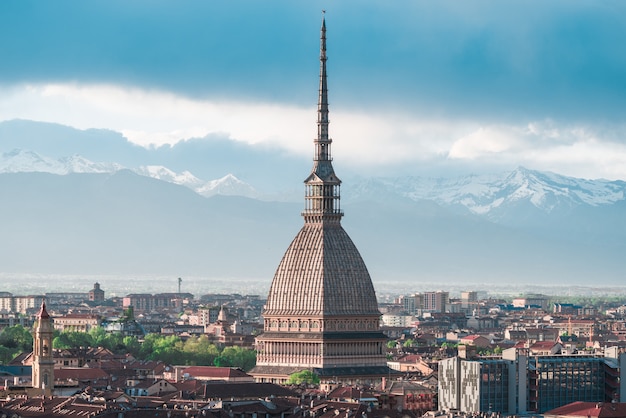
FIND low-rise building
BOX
[53,313,101,332]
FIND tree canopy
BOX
[2,325,257,371]
[0,325,33,364]
[287,369,320,385]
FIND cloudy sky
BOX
[1,1,626,179]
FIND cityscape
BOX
[2,2,626,418]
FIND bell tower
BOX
[32,301,54,393]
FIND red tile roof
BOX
[54,367,110,381]
[545,401,626,418]
[182,366,250,379]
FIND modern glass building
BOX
[439,347,626,415]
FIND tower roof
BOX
[37,301,50,319]
[264,222,379,317]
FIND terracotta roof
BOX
[201,382,297,399]
[0,395,107,417]
[182,366,250,379]
[545,401,626,418]
[462,335,484,341]
[530,341,560,350]
[55,367,110,381]
[385,380,432,395]
[398,354,423,363]
[329,386,375,400]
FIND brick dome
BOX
[264,222,379,317]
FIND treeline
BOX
[0,325,33,365]
[0,325,256,371]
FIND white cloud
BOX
[1,83,626,180]
[448,121,626,180]
[448,125,524,159]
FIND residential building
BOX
[512,294,549,311]
[122,292,193,312]
[461,291,478,312]
[423,291,449,313]
[53,313,101,332]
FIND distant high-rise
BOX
[423,291,449,313]
[250,15,389,384]
[461,291,477,311]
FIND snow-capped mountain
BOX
[196,174,259,198]
[0,149,258,198]
[134,165,204,189]
[0,149,123,174]
[348,167,626,220]
[3,148,626,221]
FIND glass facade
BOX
[532,356,605,413]
[480,360,510,413]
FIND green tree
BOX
[139,334,184,363]
[213,355,233,367]
[88,326,108,347]
[0,325,33,351]
[219,346,256,371]
[287,369,320,385]
[52,331,93,349]
[182,335,219,365]
[123,336,141,357]
[403,339,415,348]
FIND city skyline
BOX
[2,1,626,180]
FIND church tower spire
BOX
[303,13,342,224]
[32,301,54,394]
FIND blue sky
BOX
[1,1,626,179]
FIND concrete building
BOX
[513,294,550,310]
[53,313,101,332]
[122,292,193,312]
[423,291,449,313]
[438,347,626,414]
[461,291,478,311]
[402,293,423,315]
[250,16,389,384]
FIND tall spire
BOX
[303,13,342,224]
[318,13,329,149]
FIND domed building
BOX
[250,16,389,385]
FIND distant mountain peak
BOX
[1,149,69,174]
[346,167,626,221]
[196,173,258,198]
[0,148,260,200]
[135,165,204,188]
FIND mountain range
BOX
[1,119,625,292]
